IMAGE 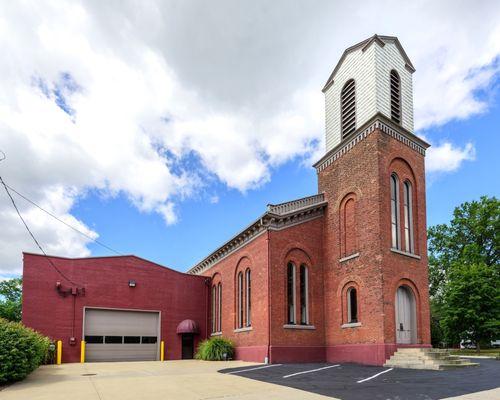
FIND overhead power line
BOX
[2,181,122,256]
[0,175,82,286]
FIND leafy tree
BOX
[441,263,499,351]
[0,278,22,322]
[428,196,500,349]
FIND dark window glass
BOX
[141,336,157,344]
[300,265,308,325]
[246,269,251,327]
[85,335,103,344]
[124,336,141,344]
[287,262,295,324]
[348,288,358,323]
[105,336,123,344]
[237,272,243,328]
[391,174,400,249]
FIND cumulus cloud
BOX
[426,142,476,173]
[0,0,499,275]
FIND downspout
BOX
[266,228,272,364]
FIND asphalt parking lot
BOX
[220,359,500,400]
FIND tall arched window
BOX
[211,285,217,333]
[287,262,296,324]
[245,269,251,327]
[403,181,414,253]
[390,70,401,124]
[217,283,222,332]
[341,79,356,138]
[299,265,309,325]
[347,287,358,323]
[237,272,243,329]
[390,173,400,249]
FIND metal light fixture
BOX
[128,280,136,288]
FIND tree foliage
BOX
[428,196,500,348]
[0,277,22,322]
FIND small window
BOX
[341,79,356,138]
[141,336,157,344]
[217,283,222,332]
[124,336,141,344]
[404,181,414,253]
[105,336,123,344]
[390,70,401,124]
[287,262,296,324]
[237,272,243,329]
[245,269,251,327]
[299,265,309,325]
[85,335,103,344]
[391,174,400,249]
[347,287,358,323]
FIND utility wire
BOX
[0,175,82,286]
[2,181,122,256]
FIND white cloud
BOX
[0,0,499,275]
[426,142,476,173]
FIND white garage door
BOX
[84,308,160,362]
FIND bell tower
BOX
[315,35,432,365]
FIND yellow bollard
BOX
[160,341,165,361]
[80,340,86,363]
[56,340,62,365]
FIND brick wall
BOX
[22,253,208,363]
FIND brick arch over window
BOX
[339,192,358,258]
[234,256,252,329]
[283,247,314,326]
[340,281,361,325]
[388,157,419,254]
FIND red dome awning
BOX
[176,319,200,334]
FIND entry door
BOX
[396,287,412,344]
[181,333,194,359]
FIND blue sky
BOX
[1,1,500,278]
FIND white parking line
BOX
[227,364,283,374]
[283,364,340,379]
[357,368,393,383]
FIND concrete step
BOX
[385,348,480,370]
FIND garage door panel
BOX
[86,344,157,362]
[84,309,159,362]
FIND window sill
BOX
[210,332,222,337]
[390,248,421,260]
[283,324,316,330]
[341,322,362,329]
[234,327,253,333]
[339,253,360,263]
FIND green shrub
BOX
[0,318,50,384]
[195,337,234,361]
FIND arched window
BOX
[390,174,400,249]
[299,265,309,325]
[403,181,414,253]
[287,262,296,324]
[245,269,251,327]
[390,70,401,124]
[347,287,358,323]
[237,272,243,329]
[340,194,357,257]
[217,283,222,332]
[211,285,217,333]
[341,79,356,138]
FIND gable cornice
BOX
[313,113,430,173]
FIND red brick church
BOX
[23,35,431,365]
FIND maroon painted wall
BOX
[22,253,208,363]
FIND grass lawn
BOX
[449,348,500,357]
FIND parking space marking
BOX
[283,364,340,379]
[356,368,393,383]
[227,364,283,374]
